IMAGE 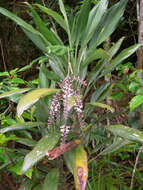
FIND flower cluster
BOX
[47,76,87,144]
[47,92,61,128]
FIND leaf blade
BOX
[0,88,30,99]
[22,132,60,174]
[35,4,67,31]
[17,88,59,117]
[0,122,43,133]
[101,44,143,76]
[130,95,143,111]
[42,168,59,190]
[88,102,115,113]
[27,3,61,45]
[105,125,143,144]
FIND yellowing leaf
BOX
[74,145,88,190]
[88,102,115,113]
[17,88,59,117]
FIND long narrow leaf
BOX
[0,88,30,99]
[35,4,67,31]
[101,43,143,76]
[0,122,43,133]
[0,7,38,34]
[22,28,48,53]
[27,3,61,45]
[42,169,59,190]
[82,48,110,68]
[17,88,59,117]
[59,0,72,48]
[90,82,110,102]
[22,132,60,174]
[89,0,128,49]
[48,57,65,79]
[108,37,125,57]
[0,7,52,53]
[100,138,131,155]
[105,125,143,144]
[88,102,115,113]
[82,0,108,47]
[64,145,88,190]
[72,0,91,45]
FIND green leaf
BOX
[72,0,91,45]
[19,178,37,190]
[48,58,65,79]
[22,132,60,174]
[88,102,115,113]
[109,91,123,100]
[102,44,143,76]
[90,0,127,49]
[136,88,143,95]
[8,160,33,178]
[82,0,108,47]
[47,45,67,56]
[59,0,72,48]
[0,122,43,133]
[33,185,43,190]
[17,88,59,117]
[0,8,48,52]
[0,88,30,99]
[39,64,49,88]
[9,78,25,84]
[22,28,48,53]
[130,95,143,111]
[90,82,110,102]
[87,60,108,85]
[18,56,47,72]
[0,71,9,77]
[0,7,38,34]
[64,147,76,174]
[108,37,125,57]
[105,125,143,144]
[42,168,59,190]
[27,3,61,45]
[129,82,139,93]
[115,83,127,92]
[35,4,67,31]
[82,48,110,68]
[100,138,131,155]
[15,138,37,147]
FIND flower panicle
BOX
[47,76,87,143]
[47,92,61,128]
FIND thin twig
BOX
[130,145,143,190]
[42,0,46,6]
[0,39,7,71]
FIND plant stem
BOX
[130,145,143,190]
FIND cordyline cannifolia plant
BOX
[0,0,143,189]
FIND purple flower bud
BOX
[60,125,70,144]
[47,75,86,143]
